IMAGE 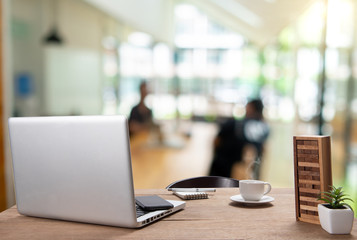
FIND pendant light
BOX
[43,0,64,45]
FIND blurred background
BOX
[0,0,357,214]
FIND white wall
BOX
[5,0,126,207]
[44,47,101,115]
[11,0,44,116]
[10,0,125,117]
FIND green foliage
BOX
[318,186,354,210]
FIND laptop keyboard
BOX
[136,205,151,218]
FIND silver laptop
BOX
[8,115,185,228]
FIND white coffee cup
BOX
[239,180,272,201]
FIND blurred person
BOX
[208,99,270,179]
[128,81,161,140]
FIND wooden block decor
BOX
[293,136,332,224]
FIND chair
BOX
[166,176,239,189]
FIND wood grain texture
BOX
[0,188,356,239]
[293,136,332,225]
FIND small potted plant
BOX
[318,186,354,234]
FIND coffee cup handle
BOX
[263,182,271,195]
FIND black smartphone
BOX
[135,195,174,211]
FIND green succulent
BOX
[318,186,354,210]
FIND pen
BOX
[168,188,216,192]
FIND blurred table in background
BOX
[130,122,216,189]
[130,122,262,189]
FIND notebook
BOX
[173,191,208,200]
[8,115,185,228]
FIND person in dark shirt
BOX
[129,81,161,140]
[129,82,152,135]
[209,99,270,179]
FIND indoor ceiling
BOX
[191,0,317,46]
[85,0,317,47]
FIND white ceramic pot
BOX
[318,204,354,234]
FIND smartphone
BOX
[135,195,174,211]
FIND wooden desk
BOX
[0,188,356,239]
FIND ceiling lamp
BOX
[43,0,64,45]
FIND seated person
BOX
[129,81,161,140]
[208,99,270,179]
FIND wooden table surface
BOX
[0,188,356,239]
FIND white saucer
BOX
[230,195,274,204]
